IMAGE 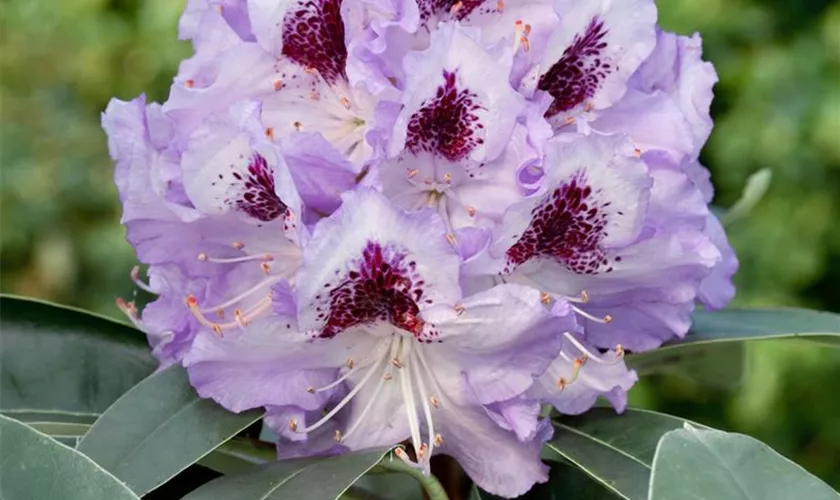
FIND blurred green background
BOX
[1,0,839,489]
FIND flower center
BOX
[505,171,614,275]
[232,154,288,222]
[282,0,348,85]
[538,17,611,118]
[293,332,444,473]
[405,71,485,162]
[314,242,440,341]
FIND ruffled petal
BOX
[421,284,572,404]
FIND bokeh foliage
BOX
[2,0,839,489]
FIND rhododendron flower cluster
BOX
[105,0,736,496]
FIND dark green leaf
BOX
[543,408,707,500]
[197,438,277,475]
[626,308,840,376]
[682,308,840,346]
[650,426,839,500]
[471,459,620,500]
[0,295,155,423]
[0,415,140,500]
[77,364,262,496]
[626,342,745,389]
[182,447,392,500]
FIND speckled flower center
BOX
[317,242,434,339]
[506,172,614,275]
[538,17,612,117]
[405,71,484,162]
[232,154,288,222]
[282,0,347,85]
[418,0,496,21]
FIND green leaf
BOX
[181,447,393,500]
[543,408,707,500]
[0,295,155,423]
[197,438,277,475]
[0,415,140,500]
[626,342,745,389]
[649,425,839,500]
[77,364,262,496]
[689,308,840,344]
[471,459,621,500]
[627,308,840,375]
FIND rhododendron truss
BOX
[102,0,741,497]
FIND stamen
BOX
[540,292,552,305]
[562,331,623,365]
[309,90,321,101]
[496,0,504,11]
[130,266,155,294]
[340,364,391,441]
[565,116,575,125]
[453,304,466,316]
[633,147,642,158]
[346,357,355,369]
[116,297,143,330]
[467,206,477,217]
[434,433,443,446]
[584,102,594,113]
[260,261,272,274]
[184,79,194,88]
[265,127,275,141]
[339,96,351,109]
[199,277,280,314]
[294,354,387,434]
[198,253,273,264]
[273,79,283,91]
[406,168,418,179]
[334,430,342,442]
[450,1,463,15]
[293,121,303,131]
[309,340,389,393]
[394,448,423,469]
[391,358,404,369]
[571,305,612,324]
[443,173,452,184]
[429,396,440,409]
[187,294,272,335]
[412,354,437,463]
[399,343,423,460]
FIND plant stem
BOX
[376,455,450,500]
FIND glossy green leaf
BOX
[627,307,840,374]
[0,295,155,424]
[543,408,707,500]
[0,415,140,500]
[626,342,745,389]
[182,447,392,500]
[77,364,262,496]
[197,438,277,475]
[650,426,839,500]
[471,459,620,500]
[682,308,840,346]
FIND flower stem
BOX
[376,453,450,500]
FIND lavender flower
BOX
[105,0,737,496]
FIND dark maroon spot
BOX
[417,0,497,21]
[538,17,612,117]
[318,242,432,340]
[405,71,483,162]
[234,154,288,222]
[281,0,347,85]
[505,172,611,275]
